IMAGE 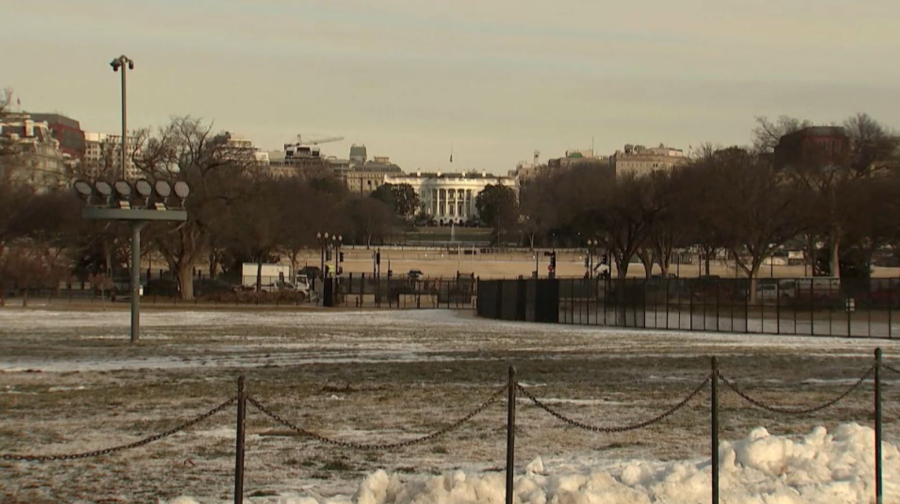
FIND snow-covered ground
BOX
[169,423,900,503]
[0,307,898,503]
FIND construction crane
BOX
[296,134,344,146]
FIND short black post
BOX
[875,348,883,504]
[711,357,719,504]
[506,365,517,504]
[235,376,247,504]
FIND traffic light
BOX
[601,253,608,265]
[376,251,381,266]
[550,251,557,270]
[584,256,590,268]
[339,251,345,263]
[326,250,332,261]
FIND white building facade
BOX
[385,171,517,225]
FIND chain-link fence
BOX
[1,350,894,504]
[478,277,900,338]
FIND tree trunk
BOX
[748,263,761,305]
[638,249,653,279]
[256,260,263,293]
[208,251,220,280]
[616,255,629,279]
[177,265,194,301]
[829,231,841,278]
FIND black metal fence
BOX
[327,274,477,310]
[478,277,900,338]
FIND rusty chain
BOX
[882,364,900,377]
[0,397,236,462]
[516,374,711,433]
[247,386,505,451]
[718,366,874,416]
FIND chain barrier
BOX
[247,386,505,451]
[718,366,874,416]
[516,374,712,433]
[0,397,236,462]
[882,364,900,377]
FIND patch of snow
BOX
[164,423,897,504]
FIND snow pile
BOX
[165,423,899,503]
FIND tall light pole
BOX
[110,55,134,180]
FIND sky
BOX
[2,0,898,174]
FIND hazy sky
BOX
[3,0,898,173]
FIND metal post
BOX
[235,376,246,504]
[506,366,517,504]
[689,280,694,331]
[120,61,128,180]
[875,348,883,504]
[776,281,781,335]
[711,356,719,504]
[130,221,146,343]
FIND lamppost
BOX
[73,178,188,343]
[316,232,329,278]
[585,239,598,279]
[110,55,134,180]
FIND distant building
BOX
[267,141,329,178]
[774,126,849,171]
[29,113,85,159]
[548,149,611,171]
[385,171,517,226]
[349,144,367,165]
[610,144,685,176]
[341,156,403,195]
[83,132,142,180]
[0,113,66,189]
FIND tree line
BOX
[1,102,898,303]
[512,114,900,301]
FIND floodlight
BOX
[324,232,329,239]
[135,179,153,198]
[95,181,113,197]
[73,180,93,198]
[127,61,134,70]
[154,180,172,198]
[114,180,132,198]
[111,60,121,71]
[317,232,322,239]
[173,181,190,199]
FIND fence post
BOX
[506,365,517,504]
[234,376,246,504]
[875,348,883,504]
[711,356,719,504]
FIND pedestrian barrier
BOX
[478,277,900,339]
[1,349,894,504]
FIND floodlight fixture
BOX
[173,181,190,199]
[338,235,343,242]
[74,179,93,198]
[154,180,172,199]
[317,232,322,239]
[95,181,113,198]
[114,180,132,198]
[135,179,153,198]
[324,232,329,239]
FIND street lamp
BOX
[110,55,134,180]
[73,178,188,343]
[585,239,598,279]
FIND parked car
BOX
[408,269,424,281]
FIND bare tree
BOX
[348,197,395,248]
[702,147,805,302]
[136,117,257,300]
